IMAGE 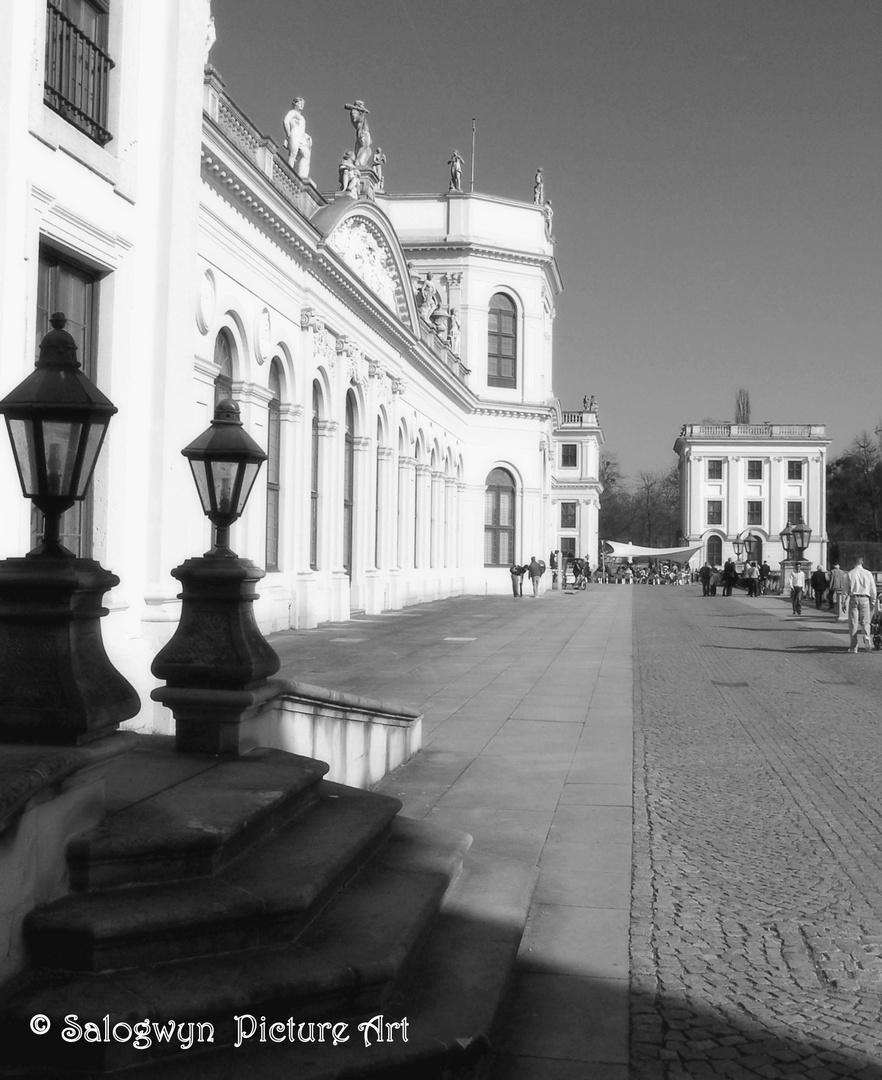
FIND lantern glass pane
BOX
[210,460,240,516]
[188,459,213,515]
[74,421,108,497]
[237,461,262,513]
[7,418,39,495]
[43,419,83,498]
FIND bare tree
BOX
[735,389,750,425]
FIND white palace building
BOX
[0,0,603,729]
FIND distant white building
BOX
[673,422,830,569]
[550,402,604,568]
[0,0,603,731]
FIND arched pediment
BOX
[313,201,419,334]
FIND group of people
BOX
[788,557,879,652]
[699,560,772,597]
[510,556,547,597]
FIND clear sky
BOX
[209,0,882,479]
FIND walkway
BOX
[272,584,633,1079]
[270,582,882,1079]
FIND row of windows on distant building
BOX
[706,459,805,481]
[704,500,804,527]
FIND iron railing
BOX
[44,2,113,146]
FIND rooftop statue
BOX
[543,198,554,239]
[283,97,312,180]
[533,167,544,205]
[338,150,359,198]
[203,0,216,66]
[583,394,597,413]
[372,147,387,189]
[344,100,372,166]
[448,307,461,354]
[448,150,464,193]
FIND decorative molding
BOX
[196,269,216,334]
[327,216,400,313]
[255,307,271,363]
[391,377,407,396]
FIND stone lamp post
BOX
[0,313,139,743]
[151,399,281,755]
[779,518,812,595]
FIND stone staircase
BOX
[0,736,536,1078]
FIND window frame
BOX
[487,293,517,389]
[264,361,282,572]
[706,500,723,526]
[787,460,803,481]
[44,0,115,147]
[746,500,763,526]
[310,383,320,570]
[484,468,516,567]
[561,444,577,469]
[560,502,577,529]
[786,500,803,525]
[707,459,723,480]
[747,460,762,481]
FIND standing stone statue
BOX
[543,199,554,236]
[448,150,464,193]
[416,273,440,321]
[448,307,461,353]
[203,0,216,66]
[283,97,312,179]
[372,147,387,188]
[533,168,544,205]
[344,100,372,166]
[338,150,359,198]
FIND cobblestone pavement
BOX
[632,586,882,1079]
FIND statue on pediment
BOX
[338,151,359,198]
[416,273,440,322]
[284,97,312,180]
[203,0,216,66]
[372,147,386,189]
[448,307,461,354]
[344,100,372,166]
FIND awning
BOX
[602,541,703,561]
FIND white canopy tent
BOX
[602,540,703,562]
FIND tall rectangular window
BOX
[310,386,320,569]
[484,469,515,566]
[560,502,576,529]
[35,249,98,557]
[487,294,517,388]
[44,0,114,146]
[787,501,803,524]
[747,460,762,480]
[746,501,763,526]
[264,362,282,571]
[707,460,723,480]
[787,461,803,480]
[561,444,577,468]
[707,500,722,525]
[559,537,576,561]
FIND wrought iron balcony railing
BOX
[44,1,114,146]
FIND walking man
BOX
[810,565,828,610]
[789,565,805,615]
[527,555,543,597]
[828,563,849,620]
[846,556,877,652]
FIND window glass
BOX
[310,383,320,569]
[706,535,722,564]
[265,361,282,571]
[787,461,803,480]
[343,393,355,574]
[707,500,722,525]
[746,501,762,526]
[484,468,515,565]
[747,460,762,480]
[708,460,722,480]
[561,444,577,468]
[44,0,113,145]
[488,294,517,387]
[560,502,576,529]
[787,501,803,524]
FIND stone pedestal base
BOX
[151,556,281,754]
[0,556,139,745]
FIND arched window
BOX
[310,383,320,570]
[375,418,382,568]
[488,293,517,388]
[343,393,355,575]
[484,468,516,566]
[213,329,234,405]
[265,360,282,571]
[706,535,722,566]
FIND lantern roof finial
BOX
[37,311,81,372]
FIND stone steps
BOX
[26,784,401,972]
[0,737,536,1078]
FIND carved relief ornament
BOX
[328,218,400,312]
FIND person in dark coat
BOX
[810,566,828,610]
[722,559,738,597]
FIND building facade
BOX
[673,422,830,570]
[0,0,603,731]
[550,401,604,568]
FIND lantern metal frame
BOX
[0,313,116,557]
